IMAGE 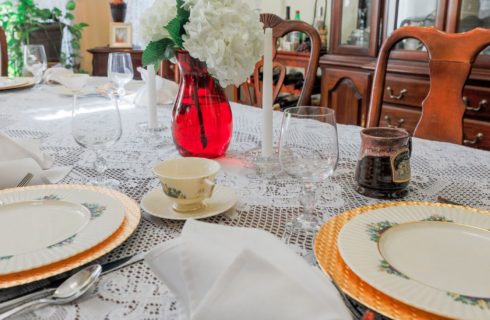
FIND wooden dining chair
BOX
[0,27,7,76]
[242,13,321,107]
[367,26,490,144]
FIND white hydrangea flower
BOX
[182,0,264,87]
[139,0,177,46]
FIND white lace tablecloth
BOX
[0,79,489,319]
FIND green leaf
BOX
[142,38,175,66]
[165,17,183,48]
[64,12,74,20]
[66,0,76,11]
[176,0,190,23]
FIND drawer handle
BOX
[384,115,405,128]
[463,133,484,146]
[387,86,408,100]
[463,97,487,112]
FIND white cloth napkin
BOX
[134,67,179,106]
[0,132,71,189]
[43,66,74,84]
[145,220,351,320]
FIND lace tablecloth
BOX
[0,79,489,319]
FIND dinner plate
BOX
[0,77,35,91]
[337,203,490,320]
[141,185,237,220]
[0,186,126,275]
[0,184,140,289]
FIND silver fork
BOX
[17,173,34,187]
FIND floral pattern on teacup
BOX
[163,184,187,199]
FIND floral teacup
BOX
[153,158,220,212]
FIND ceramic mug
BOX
[153,158,220,212]
[354,127,411,199]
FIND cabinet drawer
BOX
[462,86,490,120]
[463,119,490,151]
[383,76,429,107]
[379,105,490,151]
[379,105,420,134]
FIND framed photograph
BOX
[110,22,132,48]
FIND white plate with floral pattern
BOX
[0,187,125,274]
[337,204,490,320]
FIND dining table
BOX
[0,77,489,320]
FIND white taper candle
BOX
[262,28,273,158]
[147,64,158,129]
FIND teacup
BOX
[153,157,220,212]
[354,127,411,199]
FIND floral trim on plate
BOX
[367,214,490,309]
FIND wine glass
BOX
[279,106,339,234]
[23,45,47,86]
[72,95,123,189]
[107,52,133,96]
[57,73,90,115]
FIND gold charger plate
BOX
[0,77,35,91]
[312,201,484,320]
[0,184,141,289]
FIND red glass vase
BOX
[172,50,233,158]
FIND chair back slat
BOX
[0,27,7,76]
[368,26,490,144]
[243,13,321,107]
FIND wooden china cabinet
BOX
[320,0,490,150]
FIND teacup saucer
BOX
[141,185,237,220]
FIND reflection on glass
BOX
[341,0,371,48]
[393,0,438,50]
[459,0,490,55]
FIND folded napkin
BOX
[145,220,351,320]
[0,132,71,189]
[134,67,179,106]
[43,66,74,84]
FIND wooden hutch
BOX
[320,0,490,150]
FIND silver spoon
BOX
[0,264,101,319]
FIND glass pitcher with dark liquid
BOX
[355,127,411,199]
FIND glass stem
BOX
[300,181,317,218]
[72,93,78,112]
[93,149,107,184]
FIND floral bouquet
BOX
[140,0,264,87]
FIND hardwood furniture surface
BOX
[0,27,7,76]
[320,0,490,151]
[87,46,175,81]
[243,13,321,107]
[368,26,490,144]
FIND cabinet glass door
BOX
[386,0,439,50]
[340,0,372,48]
[458,0,490,55]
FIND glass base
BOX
[286,214,322,234]
[242,147,281,177]
[137,122,167,132]
[87,178,120,190]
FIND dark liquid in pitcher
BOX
[355,155,409,197]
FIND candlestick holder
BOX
[242,146,281,177]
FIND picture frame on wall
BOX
[110,22,132,48]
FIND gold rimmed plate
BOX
[0,185,140,289]
[314,202,490,320]
[0,77,35,91]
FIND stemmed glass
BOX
[23,45,47,86]
[72,95,123,189]
[57,73,90,114]
[279,106,339,234]
[108,52,133,97]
